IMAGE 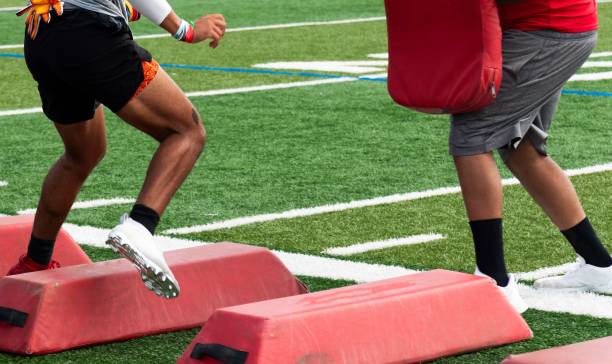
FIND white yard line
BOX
[164,162,612,235]
[515,261,580,281]
[17,197,135,215]
[0,78,355,118]
[0,181,7,187]
[0,6,20,12]
[64,222,418,282]
[0,16,386,50]
[323,234,446,256]
[0,107,43,117]
[589,52,612,58]
[570,71,612,82]
[520,284,612,319]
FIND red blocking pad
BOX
[502,336,612,364]
[0,215,91,276]
[0,243,306,355]
[178,270,532,364]
[385,0,502,114]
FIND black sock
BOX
[129,204,160,235]
[562,217,612,268]
[27,235,56,266]
[469,218,509,287]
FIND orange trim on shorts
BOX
[132,59,160,99]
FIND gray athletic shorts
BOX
[449,30,597,161]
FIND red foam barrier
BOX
[178,269,532,364]
[0,215,91,276]
[502,336,612,364]
[0,243,306,355]
[385,0,502,114]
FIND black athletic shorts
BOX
[24,9,152,124]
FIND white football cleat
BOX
[475,268,528,314]
[534,257,612,292]
[106,214,180,299]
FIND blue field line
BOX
[1,52,611,95]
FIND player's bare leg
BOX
[8,107,106,275]
[505,140,612,290]
[106,67,205,298]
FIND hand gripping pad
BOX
[0,243,306,355]
[385,0,502,114]
[0,215,91,277]
[502,336,612,364]
[178,270,532,364]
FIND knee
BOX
[186,109,206,154]
[64,143,106,177]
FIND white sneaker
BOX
[534,257,612,292]
[106,214,180,299]
[475,268,528,314]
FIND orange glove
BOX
[16,0,63,39]
[124,0,141,22]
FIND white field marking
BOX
[0,78,356,118]
[0,107,43,117]
[0,6,20,12]
[589,51,612,58]
[0,17,386,50]
[515,261,580,281]
[163,162,612,235]
[519,284,612,319]
[17,197,135,215]
[367,53,388,59]
[64,222,418,282]
[570,71,612,82]
[323,234,446,256]
[185,78,355,97]
[252,61,387,75]
[582,61,612,68]
[0,181,7,187]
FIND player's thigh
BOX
[116,68,205,143]
[54,106,107,167]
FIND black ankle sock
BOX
[129,204,160,235]
[469,218,510,287]
[562,217,612,268]
[27,235,56,266]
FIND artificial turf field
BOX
[0,0,612,362]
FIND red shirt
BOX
[498,0,598,32]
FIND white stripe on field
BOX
[0,107,43,117]
[589,51,612,58]
[520,284,612,319]
[0,181,7,187]
[515,261,580,281]
[164,162,612,235]
[570,71,612,82]
[64,222,417,282]
[582,61,612,68]
[17,197,135,215]
[0,17,385,50]
[323,234,446,256]
[185,78,355,97]
[0,79,355,118]
[0,6,20,12]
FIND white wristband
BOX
[128,0,172,25]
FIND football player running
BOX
[451,0,611,313]
[7,0,226,299]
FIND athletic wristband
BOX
[173,19,195,43]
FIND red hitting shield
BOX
[178,270,532,364]
[385,0,503,114]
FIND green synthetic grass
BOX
[1,2,612,363]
